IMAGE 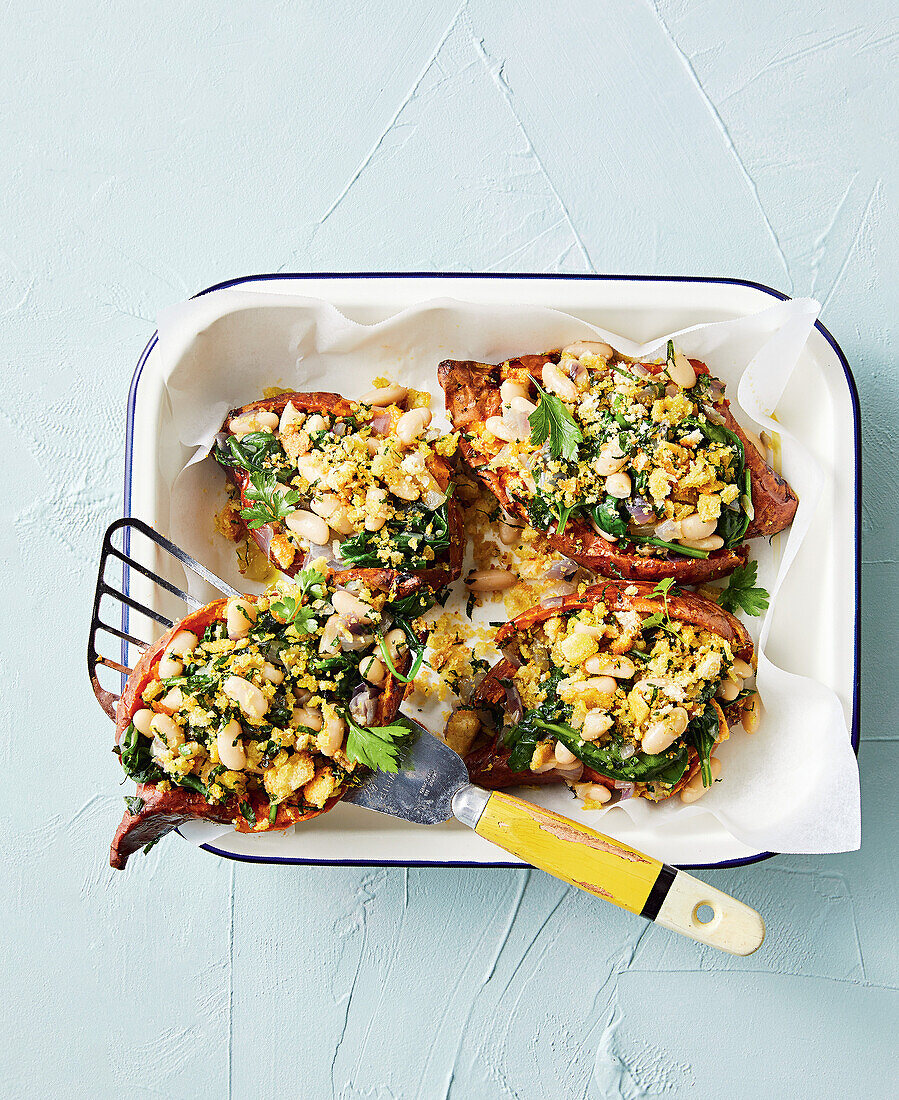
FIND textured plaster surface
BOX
[1,1,896,1097]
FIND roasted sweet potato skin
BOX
[437,352,797,583]
[110,596,413,869]
[218,392,464,599]
[460,581,751,801]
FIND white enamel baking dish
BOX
[123,274,860,869]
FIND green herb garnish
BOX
[529,380,583,461]
[240,471,300,529]
[343,711,414,773]
[718,560,770,617]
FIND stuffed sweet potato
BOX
[214,388,463,600]
[455,579,756,806]
[438,342,797,584]
[110,567,425,868]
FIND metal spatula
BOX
[348,721,765,956]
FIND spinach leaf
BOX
[339,502,449,569]
[684,703,719,787]
[587,495,628,538]
[214,431,289,474]
[117,723,165,786]
[550,722,689,784]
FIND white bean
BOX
[332,589,378,625]
[384,628,407,664]
[364,487,388,532]
[168,630,198,657]
[595,443,628,476]
[584,655,635,679]
[217,719,247,771]
[360,655,387,686]
[717,677,742,702]
[678,535,725,551]
[605,472,632,499]
[295,455,324,483]
[304,414,327,434]
[498,521,520,546]
[500,380,530,404]
[223,675,269,722]
[150,712,183,749]
[158,655,183,679]
[581,710,613,741]
[561,341,613,360]
[680,757,722,803]
[262,662,284,685]
[157,688,184,716]
[327,508,355,537]
[317,712,346,757]
[561,676,617,701]
[319,615,343,656]
[732,658,754,679]
[396,406,431,444]
[667,350,697,389]
[641,721,678,755]
[230,409,279,436]
[132,708,154,737]
[226,597,257,640]
[509,395,538,417]
[574,781,612,804]
[742,692,761,734]
[668,707,690,736]
[464,569,517,592]
[285,509,330,545]
[291,707,323,732]
[485,415,519,442]
[279,401,304,433]
[541,362,578,402]
[679,514,718,541]
[361,384,408,407]
[554,741,577,766]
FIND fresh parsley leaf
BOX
[240,471,300,529]
[124,795,144,816]
[343,711,414,773]
[528,380,583,461]
[651,577,677,621]
[718,561,770,617]
[270,568,326,633]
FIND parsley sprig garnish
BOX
[641,577,678,633]
[528,380,583,461]
[240,471,300,529]
[270,568,326,633]
[718,561,770,617]
[343,710,413,773]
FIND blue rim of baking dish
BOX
[123,272,862,872]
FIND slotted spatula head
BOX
[344,719,471,825]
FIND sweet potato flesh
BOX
[438,345,797,585]
[459,580,753,804]
[214,390,463,598]
[110,572,419,868]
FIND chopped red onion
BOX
[626,497,656,525]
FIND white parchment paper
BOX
[156,290,860,854]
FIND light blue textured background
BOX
[2,2,896,1097]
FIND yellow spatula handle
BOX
[467,789,764,955]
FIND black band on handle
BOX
[640,864,678,921]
